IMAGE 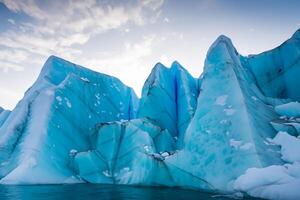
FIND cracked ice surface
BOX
[1,29,300,199]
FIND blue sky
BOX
[0,0,300,109]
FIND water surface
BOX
[0,184,256,200]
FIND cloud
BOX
[163,17,170,23]
[0,61,23,72]
[0,86,23,109]
[71,35,157,95]
[160,54,171,65]
[141,0,164,11]
[0,49,32,71]
[0,0,165,71]
[7,18,15,24]
[1,0,46,19]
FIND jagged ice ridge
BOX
[1,29,300,200]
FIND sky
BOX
[0,0,300,110]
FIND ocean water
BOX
[0,184,257,200]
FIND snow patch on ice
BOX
[234,132,300,199]
[80,77,90,82]
[65,98,72,108]
[271,131,300,163]
[224,108,235,116]
[102,170,112,177]
[215,95,228,106]
[56,96,62,102]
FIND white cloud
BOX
[7,18,15,24]
[1,0,46,20]
[0,86,23,109]
[0,61,23,72]
[0,49,32,71]
[141,0,164,11]
[72,35,157,95]
[0,0,165,71]
[163,17,170,23]
[160,54,171,65]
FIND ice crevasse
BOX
[1,29,300,199]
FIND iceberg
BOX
[1,28,300,199]
[137,61,199,148]
[0,107,10,128]
[165,35,282,191]
[245,29,300,101]
[0,56,138,184]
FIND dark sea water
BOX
[0,184,258,200]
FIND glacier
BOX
[1,29,300,199]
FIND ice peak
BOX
[214,35,233,46]
[208,34,235,54]
[292,28,300,40]
[205,34,239,66]
[171,60,181,67]
[44,55,70,68]
[152,62,169,74]
[170,61,184,71]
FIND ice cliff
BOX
[1,29,300,199]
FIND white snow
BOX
[224,108,235,116]
[271,131,300,163]
[65,98,72,108]
[234,132,300,199]
[69,149,78,156]
[116,167,133,184]
[151,153,164,161]
[143,145,151,153]
[230,140,252,150]
[161,152,170,157]
[239,143,253,150]
[102,170,112,177]
[234,164,300,200]
[56,96,62,102]
[215,95,228,106]
[80,77,90,82]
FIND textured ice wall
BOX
[165,36,283,191]
[0,29,300,200]
[0,56,138,184]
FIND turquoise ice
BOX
[0,56,138,184]
[138,61,199,148]
[74,118,175,185]
[1,28,300,199]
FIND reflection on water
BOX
[0,184,255,200]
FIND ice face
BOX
[0,56,138,184]
[0,29,300,199]
[74,118,175,186]
[0,108,10,128]
[274,102,300,117]
[138,61,199,148]
[165,35,282,191]
[245,29,300,101]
